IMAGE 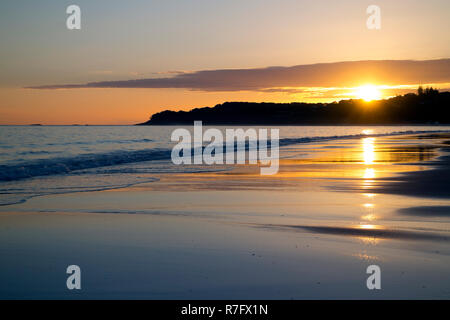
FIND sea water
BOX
[1,125,450,206]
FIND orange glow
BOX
[0,88,298,125]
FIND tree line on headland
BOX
[138,87,450,125]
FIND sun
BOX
[356,85,382,102]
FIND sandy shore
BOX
[1,133,450,299]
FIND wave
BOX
[0,148,171,181]
[0,129,448,182]
[43,138,153,147]
[0,177,160,206]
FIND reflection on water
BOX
[361,138,376,194]
[358,136,381,248]
[358,137,380,247]
[285,134,436,166]
[357,224,382,230]
[362,137,376,165]
[363,168,376,179]
[357,237,381,245]
[361,136,377,192]
[353,252,380,261]
[181,132,448,250]
[363,193,376,198]
[361,213,376,221]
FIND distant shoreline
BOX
[138,89,450,126]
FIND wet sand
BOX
[1,133,450,299]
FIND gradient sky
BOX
[1,0,449,124]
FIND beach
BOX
[1,129,450,299]
[1,0,450,309]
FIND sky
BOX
[0,0,449,124]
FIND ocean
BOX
[1,125,450,206]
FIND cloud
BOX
[29,59,450,92]
[154,70,191,75]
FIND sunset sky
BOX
[1,0,450,124]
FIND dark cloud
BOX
[29,59,450,91]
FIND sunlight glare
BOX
[357,85,382,102]
[364,168,376,179]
